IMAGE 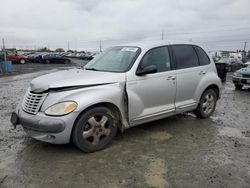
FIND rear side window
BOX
[194,46,210,66]
[139,46,171,73]
[172,45,199,69]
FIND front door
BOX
[126,46,176,125]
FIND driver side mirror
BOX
[136,65,157,76]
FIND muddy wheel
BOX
[194,89,217,118]
[64,59,70,64]
[72,106,118,152]
[20,59,26,64]
[235,84,243,90]
[45,60,50,64]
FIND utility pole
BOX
[243,41,247,51]
[161,31,164,40]
[67,41,70,51]
[243,41,247,60]
[99,40,102,52]
[2,38,6,61]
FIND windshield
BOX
[84,46,141,72]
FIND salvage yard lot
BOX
[0,63,250,188]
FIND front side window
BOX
[139,46,171,73]
[172,45,199,69]
[84,46,140,72]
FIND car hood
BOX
[237,66,250,75]
[29,68,126,92]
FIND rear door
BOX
[126,46,177,125]
[171,45,210,112]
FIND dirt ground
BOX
[0,62,250,188]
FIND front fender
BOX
[41,83,129,128]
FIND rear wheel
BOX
[20,59,26,64]
[194,89,217,118]
[72,106,118,152]
[64,59,70,64]
[235,84,243,90]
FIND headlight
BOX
[45,101,77,116]
[233,72,242,77]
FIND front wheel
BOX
[235,84,243,90]
[20,59,26,64]
[194,89,217,118]
[72,106,118,152]
[64,59,70,64]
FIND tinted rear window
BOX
[172,45,199,69]
[194,46,210,66]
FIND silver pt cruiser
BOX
[11,41,221,152]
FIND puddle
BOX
[218,127,246,138]
[150,131,172,141]
[142,156,168,188]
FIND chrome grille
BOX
[22,90,47,115]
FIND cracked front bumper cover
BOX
[11,111,66,133]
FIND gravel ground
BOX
[0,64,250,188]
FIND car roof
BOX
[119,40,204,51]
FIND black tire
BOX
[221,76,226,83]
[45,60,50,64]
[64,59,70,64]
[194,89,217,119]
[72,106,118,152]
[235,84,243,90]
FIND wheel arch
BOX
[70,102,123,142]
[196,84,220,104]
[203,84,220,100]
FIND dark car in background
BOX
[27,52,48,63]
[217,57,244,72]
[232,65,250,89]
[42,54,71,64]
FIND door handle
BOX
[199,71,206,75]
[166,76,176,80]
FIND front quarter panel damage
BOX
[40,82,129,130]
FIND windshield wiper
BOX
[85,67,100,71]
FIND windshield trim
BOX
[84,46,141,73]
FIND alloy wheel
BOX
[82,115,111,145]
[202,92,215,115]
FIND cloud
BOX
[0,0,250,51]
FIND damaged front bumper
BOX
[10,106,77,144]
[11,111,65,133]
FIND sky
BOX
[0,0,250,51]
